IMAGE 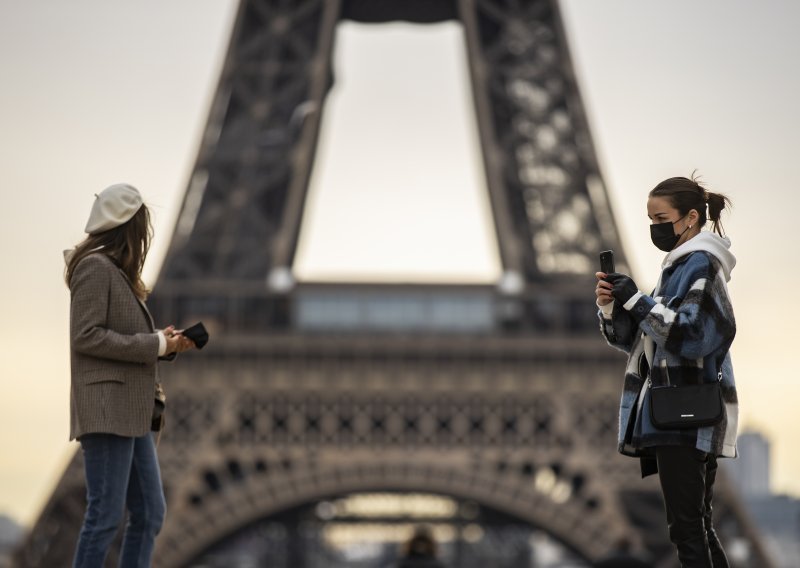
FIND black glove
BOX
[604,273,640,305]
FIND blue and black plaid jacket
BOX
[599,239,738,459]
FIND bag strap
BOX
[644,332,726,388]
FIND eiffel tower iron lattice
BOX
[16,1,773,567]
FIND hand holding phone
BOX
[596,250,615,307]
[599,250,615,274]
[181,322,209,349]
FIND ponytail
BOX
[704,191,731,237]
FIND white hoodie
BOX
[660,231,736,283]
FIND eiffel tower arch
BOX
[17,1,772,566]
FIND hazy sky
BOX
[1,0,799,527]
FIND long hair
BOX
[649,173,732,237]
[65,205,152,300]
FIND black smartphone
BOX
[599,250,615,274]
[181,322,209,349]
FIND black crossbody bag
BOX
[645,352,725,430]
[649,379,724,429]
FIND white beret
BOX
[85,183,144,234]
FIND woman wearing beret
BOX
[595,176,738,567]
[65,184,194,568]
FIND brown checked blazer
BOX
[69,253,161,440]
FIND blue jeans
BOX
[73,433,166,568]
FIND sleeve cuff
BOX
[597,299,615,320]
[624,294,655,323]
[622,291,643,311]
[157,331,167,356]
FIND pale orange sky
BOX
[1,0,799,528]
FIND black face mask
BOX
[650,216,690,252]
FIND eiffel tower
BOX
[16,1,772,566]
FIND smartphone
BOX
[599,250,615,274]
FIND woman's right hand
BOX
[595,272,614,306]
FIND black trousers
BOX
[655,446,730,568]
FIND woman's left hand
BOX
[166,333,195,354]
[595,272,614,306]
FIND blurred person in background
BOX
[396,525,446,568]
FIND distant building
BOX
[0,514,24,568]
[723,430,800,568]
[725,430,771,497]
[745,494,800,568]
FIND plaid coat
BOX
[69,253,161,440]
[599,233,739,460]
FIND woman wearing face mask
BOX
[595,176,737,567]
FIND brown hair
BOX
[649,173,732,237]
[65,205,152,300]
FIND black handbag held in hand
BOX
[181,322,209,349]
